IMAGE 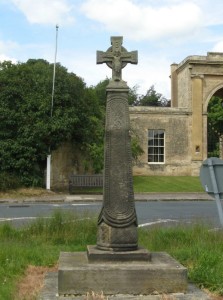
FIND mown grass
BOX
[133,176,204,193]
[0,211,223,299]
[71,176,204,194]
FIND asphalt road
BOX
[0,200,221,228]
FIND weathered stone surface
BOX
[87,245,151,262]
[41,272,212,299]
[96,37,138,251]
[97,222,138,251]
[58,251,187,296]
[129,107,193,176]
[97,86,138,250]
[98,87,137,229]
[97,36,137,81]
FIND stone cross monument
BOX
[97,36,138,81]
[58,37,188,297]
[96,36,138,251]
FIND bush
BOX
[0,172,21,191]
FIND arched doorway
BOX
[207,88,223,158]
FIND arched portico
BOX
[170,52,223,172]
[204,86,223,159]
[204,84,223,113]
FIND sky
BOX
[1,0,223,98]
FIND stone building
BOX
[131,52,223,176]
[51,52,223,189]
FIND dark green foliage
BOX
[0,172,21,191]
[128,85,139,106]
[131,134,144,164]
[93,78,109,107]
[0,59,104,186]
[130,85,170,107]
[0,59,171,188]
[208,96,223,134]
[207,96,223,157]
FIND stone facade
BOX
[50,142,95,190]
[51,52,223,189]
[132,52,223,177]
[130,107,193,176]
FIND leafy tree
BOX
[208,96,223,133]
[91,79,144,166]
[0,59,104,186]
[137,85,169,107]
[92,78,140,107]
[93,78,109,107]
[128,85,139,106]
[207,96,223,157]
[0,63,170,188]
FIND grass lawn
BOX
[0,211,223,299]
[133,176,204,193]
[0,176,204,198]
[70,176,204,194]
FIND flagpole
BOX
[51,24,59,118]
[47,24,59,190]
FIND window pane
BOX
[148,137,154,146]
[158,130,164,138]
[154,155,158,162]
[148,148,154,154]
[159,147,164,155]
[154,147,158,155]
[159,155,164,162]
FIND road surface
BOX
[0,200,221,228]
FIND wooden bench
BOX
[69,174,103,193]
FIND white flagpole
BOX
[47,24,59,190]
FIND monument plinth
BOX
[58,36,188,296]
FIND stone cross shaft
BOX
[96,37,138,251]
[97,36,138,81]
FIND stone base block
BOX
[58,251,187,296]
[87,245,151,262]
[97,222,138,251]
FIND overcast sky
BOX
[1,0,223,98]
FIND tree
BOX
[207,96,223,157]
[136,85,169,107]
[91,79,145,166]
[208,96,223,133]
[93,78,109,108]
[0,59,104,186]
[92,79,140,108]
[128,85,139,106]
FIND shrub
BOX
[0,172,21,191]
